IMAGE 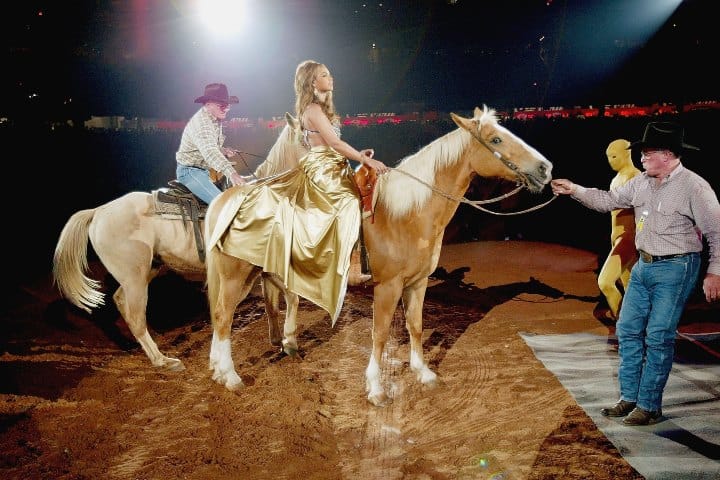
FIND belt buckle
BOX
[640,251,653,263]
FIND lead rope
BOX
[384,125,559,215]
[389,168,557,215]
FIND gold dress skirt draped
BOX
[209,146,361,324]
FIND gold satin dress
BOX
[208,146,361,325]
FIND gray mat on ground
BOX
[520,332,720,479]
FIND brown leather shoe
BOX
[600,400,636,417]
[622,407,662,426]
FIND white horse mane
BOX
[253,123,308,178]
[379,106,498,219]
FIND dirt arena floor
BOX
[2,240,676,479]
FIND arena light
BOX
[195,0,249,38]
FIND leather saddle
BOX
[354,165,378,223]
[154,180,208,262]
[353,165,378,275]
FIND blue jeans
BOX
[616,253,700,412]
[176,164,222,205]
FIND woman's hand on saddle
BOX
[361,152,389,175]
[222,147,237,158]
[551,179,576,196]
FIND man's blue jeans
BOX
[176,164,222,205]
[616,252,700,412]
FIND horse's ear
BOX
[285,112,299,130]
[451,112,474,131]
[474,106,482,117]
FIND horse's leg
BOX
[261,273,283,347]
[100,238,184,371]
[281,289,300,355]
[365,278,403,407]
[262,274,300,355]
[402,279,437,386]
[112,276,183,371]
[208,254,259,392]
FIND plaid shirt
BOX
[176,106,236,180]
[573,164,720,276]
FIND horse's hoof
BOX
[164,358,185,372]
[282,344,299,357]
[226,380,245,393]
[212,370,244,392]
[417,368,438,386]
[423,378,439,389]
[367,392,392,407]
[281,337,299,356]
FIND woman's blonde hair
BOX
[294,60,339,126]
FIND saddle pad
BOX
[152,190,206,219]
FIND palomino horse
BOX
[52,114,307,371]
[204,106,553,403]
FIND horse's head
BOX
[451,106,552,193]
[253,112,308,178]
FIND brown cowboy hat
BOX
[194,83,239,104]
[628,121,699,153]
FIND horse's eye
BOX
[491,137,502,145]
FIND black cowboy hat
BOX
[194,83,239,104]
[628,121,699,153]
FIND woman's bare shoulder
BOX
[304,103,325,120]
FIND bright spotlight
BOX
[196,0,249,38]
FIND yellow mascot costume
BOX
[597,139,641,319]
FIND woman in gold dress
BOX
[211,60,389,324]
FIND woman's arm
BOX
[305,104,388,173]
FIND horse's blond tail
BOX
[52,209,105,312]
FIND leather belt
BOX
[638,250,689,263]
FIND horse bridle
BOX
[470,128,535,189]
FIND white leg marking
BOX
[410,349,437,385]
[210,336,243,391]
[365,354,387,405]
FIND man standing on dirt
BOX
[551,121,720,426]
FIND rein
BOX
[228,148,265,180]
[391,168,554,215]
[389,129,558,216]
